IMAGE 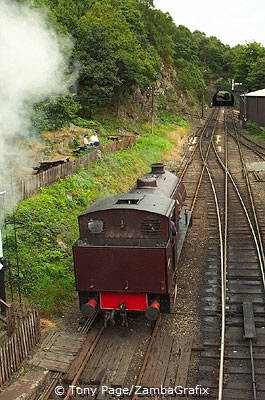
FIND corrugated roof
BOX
[241,89,265,97]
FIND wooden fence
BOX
[0,307,40,387]
[17,137,135,201]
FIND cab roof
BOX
[80,193,175,218]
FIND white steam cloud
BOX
[0,0,75,219]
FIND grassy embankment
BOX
[246,122,265,141]
[7,115,190,316]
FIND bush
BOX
[73,117,101,129]
[32,94,82,133]
[247,122,265,140]
[6,115,190,316]
[158,110,189,127]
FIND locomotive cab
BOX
[73,164,191,324]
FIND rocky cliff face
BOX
[117,67,202,124]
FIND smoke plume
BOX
[0,0,74,219]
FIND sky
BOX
[154,0,265,47]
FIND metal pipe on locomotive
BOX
[73,163,191,326]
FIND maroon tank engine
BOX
[73,163,191,325]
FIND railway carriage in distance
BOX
[73,163,191,325]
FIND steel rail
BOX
[228,128,265,161]
[198,111,226,400]
[35,372,63,400]
[230,113,265,271]
[229,112,265,400]
[224,123,265,160]
[224,110,228,301]
[229,114,265,152]
[212,123,265,292]
[217,108,229,400]
[189,109,219,212]
[176,126,203,180]
[212,112,265,400]
[132,316,161,400]
[177,108,216,185]
[63,326,105,400]
[78,311,99,334]
[249,339,258,400]
[226,112,265,159]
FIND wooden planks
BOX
[0,310,40,387]
[81,325,148,386]
[175,336,194,387]
[142,331,174,387]
[64,328,101,384]
[30,331,86,373]
[81,332,134,385]
[19,138,135,201]
[140,333,194,388]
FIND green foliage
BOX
[23,0,265,124]
[143,8,176,62]
[246,122,265,140]
[73,117,101,129]
[174,25,198,62]
[158,111,189,127]
[246,57,265,90]
[232,42,265,90]
[68,138,80,148]
[32,95,82,132]
[7,115,190,315]
[175,59,206,93]
[75,1,161,112]
[193,30,233,82]
[31,103,51,134]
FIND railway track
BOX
[31,108,265,400]
[33,316,100,400]
[177,107,265,398]
[218,111,265,399]
[193,108,265,399]
[28,121,208,400]
[34,313,195,400]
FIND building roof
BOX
[80,193,175,217]
[241,89,265,97]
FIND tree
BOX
[173,25,198,62]
[247,57,265,90]
[32,95,82,132]
[142,8,176,63]
[75,1,161,113]
[232,42,265,89]
[193,31,232,82]
[175,59,206,94]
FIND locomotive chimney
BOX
[151,163,165,175]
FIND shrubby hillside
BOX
[7,0,265,314]
[19,0,265,131]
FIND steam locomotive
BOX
[73,163,191,325]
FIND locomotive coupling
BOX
[81,298,97,318]
[145,300,160,321]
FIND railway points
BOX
[1,107,265,400]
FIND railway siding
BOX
[3,108,265,399]
[196,109,265,399]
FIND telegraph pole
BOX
[151,86,155,134]
[0,191,7,314]
[243,91,247,127]
[201,93,204,118]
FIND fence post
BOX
[12,138,136,202]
